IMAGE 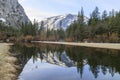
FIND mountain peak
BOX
[40,14,77,30]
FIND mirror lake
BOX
[11,44,120,80]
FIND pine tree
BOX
[102,10,107,20]
[89,7,100,26]
[39,21,44,38]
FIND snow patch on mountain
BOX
[39,14,78,30]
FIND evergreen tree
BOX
[39,21,44,35]
[102,10,107,20]
[89,7,100,26]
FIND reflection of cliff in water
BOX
[12,44,120,78]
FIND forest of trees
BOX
[66,7,120,42]
[0,7,120,43]
[35,7,120,43]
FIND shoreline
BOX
[0,43,20,80]
[32,41,120,50]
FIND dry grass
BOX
[0,43,19,80]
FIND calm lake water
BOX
[11,44,120,80]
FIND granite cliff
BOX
[0,0,30,27]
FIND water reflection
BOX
[12,44,120,80]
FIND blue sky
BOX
[18,0,120,21]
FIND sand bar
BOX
[32,41,120,50]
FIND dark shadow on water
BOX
[11,43,120,80]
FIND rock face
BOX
[0,0,30,27]
[40,51,74,67]
[40,14,78,30]
[40,14,88,30]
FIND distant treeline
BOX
[0,7,120,43]
[66,7,120,42]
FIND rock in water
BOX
[0,0,30,27]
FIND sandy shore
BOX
[32,41,120,50]
[0,43,19,80]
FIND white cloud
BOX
[18,0,30,3]
[51,0,79,7]
[18,0,25,3]
[24,7,58,21]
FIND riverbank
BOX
[32,41,120,50]
[0,43,19,80]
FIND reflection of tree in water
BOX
[12,44,120,79]
[65,46,120,78]
[65,46,85,78]
[12,44,65,66]
[12,44,38,67]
